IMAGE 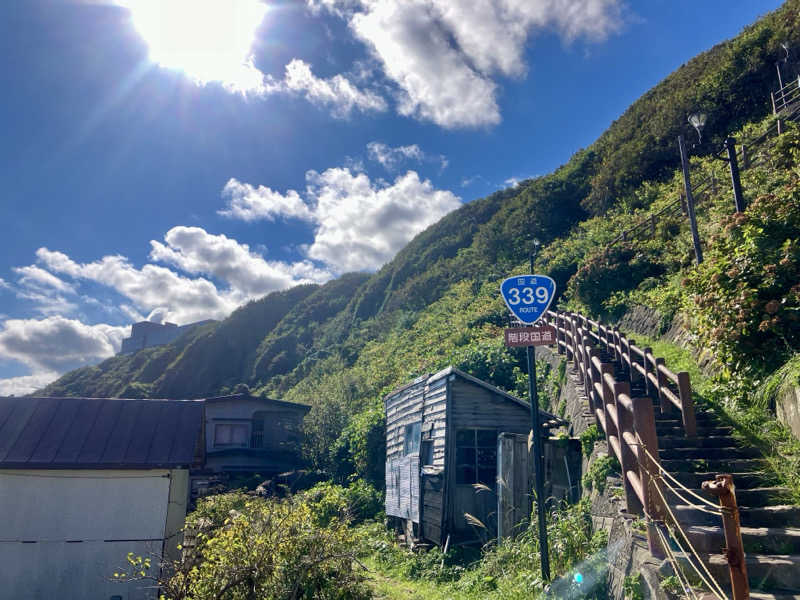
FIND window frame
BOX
[455,428,497,486]
[213,422,250,448]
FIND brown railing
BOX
[543,309,749,599]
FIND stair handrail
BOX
[545,310,696,437]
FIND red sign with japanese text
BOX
[503,325,556,347]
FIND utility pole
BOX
[678,135,703,264]
[724,137,746,213]
[527,249,550,582]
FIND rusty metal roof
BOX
[0,397,204,469]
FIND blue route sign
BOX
[500,275,556,324]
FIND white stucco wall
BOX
[0,469,187,600]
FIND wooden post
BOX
[627,339,637,388]
[615,381,644,516]
[678,135,704,264]
[677,372,697,438]
[702,475,749,600]
[631,396,665,558]
[643,347,654,398]
[655,357,671,414]
[587,347,600,413]
[649,214,656,237]
[725,137,746,213]
[599,363,614,434]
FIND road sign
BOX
[500,275,556,324]
[503,325,556,347]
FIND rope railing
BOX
[543,308,749,599]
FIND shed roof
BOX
[0,397,203,469]
[203,393,310,412]
[385,366,567,429]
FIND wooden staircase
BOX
[655,408,800,599]
[546,310,800,599]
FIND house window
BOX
[251,413,265,449]
[403,422,421,455]
[455,429,497,485]
[214,423,249,447]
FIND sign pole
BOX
[527,344,550,580]
[528,253,550,582]
[498,259,555,583]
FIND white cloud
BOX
[367,141,448,172]
[264,59,387,118]
[15,265,75,293]
[149,226,333,297]
[220,168,461,272]
[0,316,128,375]
[36,248,238,325]
[0,372,60,397]
[219,178,314,222]
[310,0,625,128]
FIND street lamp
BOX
[530,238,541,273]
[777,42,790,90]
[688,113,706,145]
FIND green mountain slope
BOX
[40,3,800,444]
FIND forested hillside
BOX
[42,1,800,480]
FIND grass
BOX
[355,498,609,600]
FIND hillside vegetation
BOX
[41,2,800,482]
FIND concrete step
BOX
[688,487,795,507]
[660,458,766,473]
[659,435,738,449]
[659,446,761,460]
[708,553,800,591]
[668,471,779,489]
[751,593,800,600]
[656,413,719,425]
[686,525,800,555]
[673,505,800,527]
[655,425,734,437]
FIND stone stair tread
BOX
[707,554,800,591]
[686,524,800,553]
[672,504,800,527]
[750,593,800,600]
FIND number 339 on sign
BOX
[500,275,556,324]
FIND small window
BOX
[421,440,434,466]
[456,429,497,486]
[403,422,421,455]
[214,423,249,447]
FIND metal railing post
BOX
[702,475,749,600]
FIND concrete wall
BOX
[778,385,800,441]
[0,468,189,600]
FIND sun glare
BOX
[124,0,268,93]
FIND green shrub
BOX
[582,454,620,493]
[165,494,371,600]
[579,424,603,457]
[302,481,383,527]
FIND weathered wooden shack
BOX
[384,367,566,545]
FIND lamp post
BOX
[687,112,746,213]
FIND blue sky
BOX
[0,0,784,394]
